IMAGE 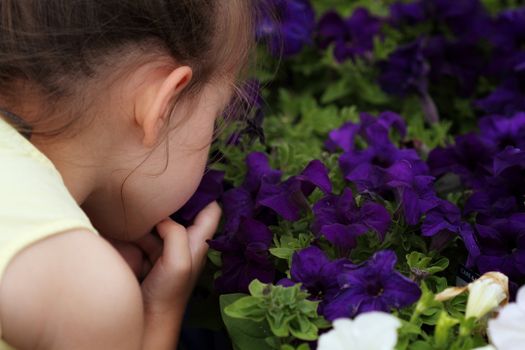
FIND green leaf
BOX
[224,295,266,322]
[407,252,450,279]
[220,294,274,350]
[434,311,460,348]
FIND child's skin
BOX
[0,58,234,349]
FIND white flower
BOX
[466,272,508,319]
[435,272,509,320]
[317,311,401,350]
[487,285,525,350]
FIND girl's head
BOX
[0,0,257,239]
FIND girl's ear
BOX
[136,65,193,148]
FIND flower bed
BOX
[177,1,525,349]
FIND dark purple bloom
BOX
[386,160,439,225]
[359,111,407,145]
[423,36,487,97]
[378,39,440,123]
[378,39,429,97]
[430,0,491,42]
[221,152,281,232]
[312,188,391,254]
[256,160,332,221]
[279,246,351,315]
[422,200,461,237]
[458,223,481,268]
[465,148,525,218]
[489,7,525,53]
[476,59,525,115]
[323,250,421,320]
[427,134,493,189]
[222,187,255,233]
[172,170,225,225]
[421,199,465,251]
[474,214,525,281]
[208,218,275,293]
[325,121,359,153]
[257,0,315,57]
[340,140,427,194]
[243,152,282,194]
[478,112,525,151]
[226,80,265,146]
[325,111,406,153]
[317,8,382,62]
[389,1,426,26]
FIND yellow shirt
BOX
[0,117,99,349]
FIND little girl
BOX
[0,1,256,349]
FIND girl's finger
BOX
[135,232,163,266]
[187,201,221,261]
[155,218,191,273]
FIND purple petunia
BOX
[172,170,225,225]
[427,134,493,189]
[325,111,407,153]
[322,250,421,320]
[389,1,426,26]
[385,160,439,225]
[278,246,351,316]
[478,112,525,151]
[257,0,316,57]
[317,8,382,62]
[378,39,429,98]
[474,214,525,281]
[312,188,391,255]
[464,147,525,219]
[208,217,275,293]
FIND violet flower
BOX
[323,250,421,320]
[221,152,281,233]
[172,170,225,225]
[421,199,462,237]
[317,8,382,62]
[427,134,493,189]
[385,160,439,225]
[378,39,439,123]
[325,111,406,153]
[389,1,426,26]
[474,214,525,281]
[312,188,391,255]
[476,57,525,115]
[208,217,275,293]
[478,112,525,151]
[429,0,491,42]
[257,0,315,57]
[423,36,486,97]
[256,159,332,221]
[339,140,427,195]
[488,7,525,53]
[465,147,525,219]
[279,246,351,316]
[378,39,429,98]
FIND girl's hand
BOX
[140,201,221,315]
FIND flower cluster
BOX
[174,1,525,349]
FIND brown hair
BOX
[0,0,257,138]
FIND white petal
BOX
[488,303,525,350]
[516,285,525,312]
[318,319,354,350]
[318,313,401,350]
[350,312,401,350]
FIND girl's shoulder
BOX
[0,117,99,284]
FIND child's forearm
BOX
[141,307,184,350]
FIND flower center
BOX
[366,283,384,296]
